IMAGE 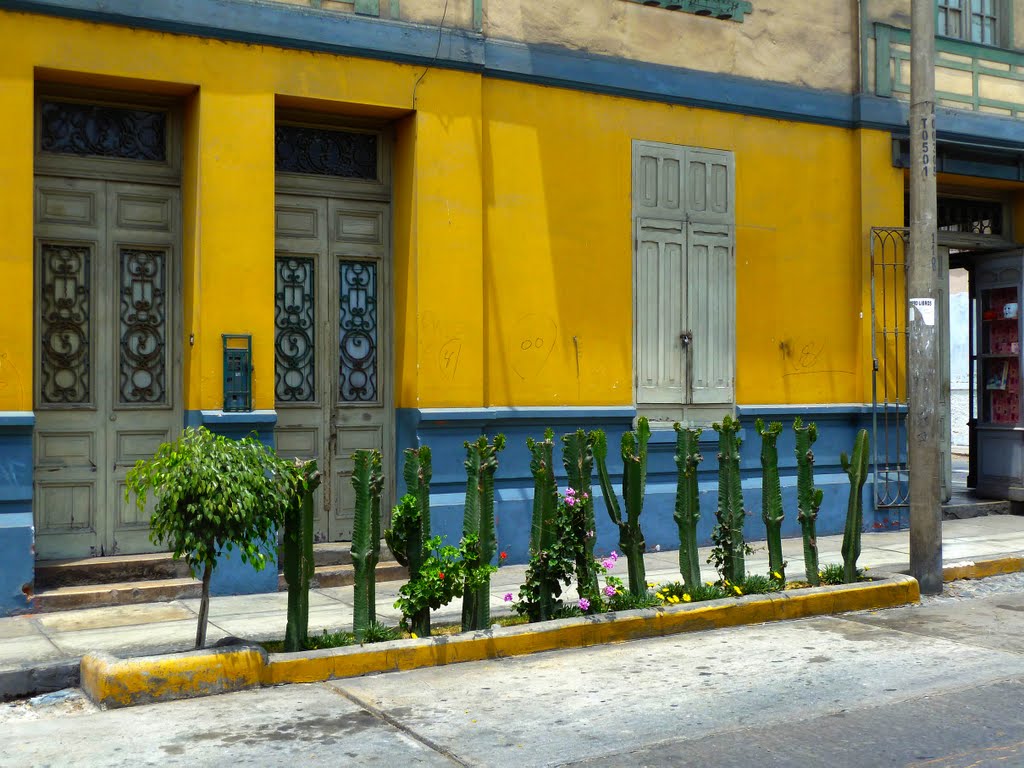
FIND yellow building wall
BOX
[482,81,900,406]
[0,10,901,414]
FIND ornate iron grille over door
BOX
[870,227,910,526]
[33,178,181,560]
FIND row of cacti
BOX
[281,419,870,645]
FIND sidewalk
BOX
[4,515,1024,698]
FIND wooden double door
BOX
[33,177,181,559]
[273,194,393,541]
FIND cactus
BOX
[841,429,870,584]
[673,425,703,590]
[283,459,322,652]
[384,447,432,637]
[712,415,747,585]
[461,434,506,632]
[562,429,599,601]
[523,429,562,621]
[351,449,383,642]
[756,418,786,582]
[594,417,650,597]
[794,417,824,586]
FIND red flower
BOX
[500,551,508,561]
[439,572,445,580]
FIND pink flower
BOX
[565,496,576,507]
[579,598,590,611]
[503,593,513,602]
[583,492,590,500]
[604,585,617,597]
[601,558,615,571]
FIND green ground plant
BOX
[384,448,433,636]
[841,429,870,584]
[711,415,748,584]
[756,418,786,582]
[461,434,506,632]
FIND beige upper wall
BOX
[485,0,860,93]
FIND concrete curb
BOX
[943,554,1024,582]
[80,572,919,708]
[0,659,79,702]
[81,646,268,709]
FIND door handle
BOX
[680,331,693,347]
[681,330,693,404]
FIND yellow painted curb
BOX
[943,554,1024,582]
[81,646,266,709]
[81,573,919,708]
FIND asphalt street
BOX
[5,574,1024,767]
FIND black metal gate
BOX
[870,227,910,525]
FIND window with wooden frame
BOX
[937,0,1005,47]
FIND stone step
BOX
[34,553,191,590]
[281,541,397,569]
[942,498,1013,520]
[276,561,408,591]
[30,562,409,613]
[30,577,203,613]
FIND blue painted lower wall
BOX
[397,405,892,571]
[0,413,35,615]
[184,410,281,596]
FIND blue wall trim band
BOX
[0,412,36,430]
[8,0,1024,149]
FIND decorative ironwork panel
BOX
[339,261,378,403]
[937,197,1003,236]
[275,256,316,402]
[119,249,167,404]
[40,101,166,162]
[275,125,377,179]
[40,244,91,404]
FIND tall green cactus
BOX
[594,417,650,597]
[712,415,746,585]
[462,434,506,632]
[794,417,824,586]
[351,449,383,642]
[756,418,786,582]
[384,447,432,637]
[524,429,562,621]
[562,429,599,601]
[283,459,321,652]
[673,425,703,590]
[841,429,870,584]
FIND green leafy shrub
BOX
[304,630,355,651]
[393,536,495,631]
[125,426,297,649]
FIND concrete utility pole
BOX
[908,0,942,595]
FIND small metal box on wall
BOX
[222,334,253,412]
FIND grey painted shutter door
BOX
[684,148,734,225]
[636,218,687,403]
[634,141,687,404]
[687,223,734,404]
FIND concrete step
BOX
[942,498,1013,520]
[29,577,203,613]
[34,553,191,590]
[278,541,397,569]
[277,561,407,591]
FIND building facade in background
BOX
[1,0,1023,613]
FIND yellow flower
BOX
[647,582,656,588]
[683,594,692,603]
[410,633,418,639]
[669,595,680,604]
[772,571,782,580]
[732,585,743,595]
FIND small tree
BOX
[125,426,294,649]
